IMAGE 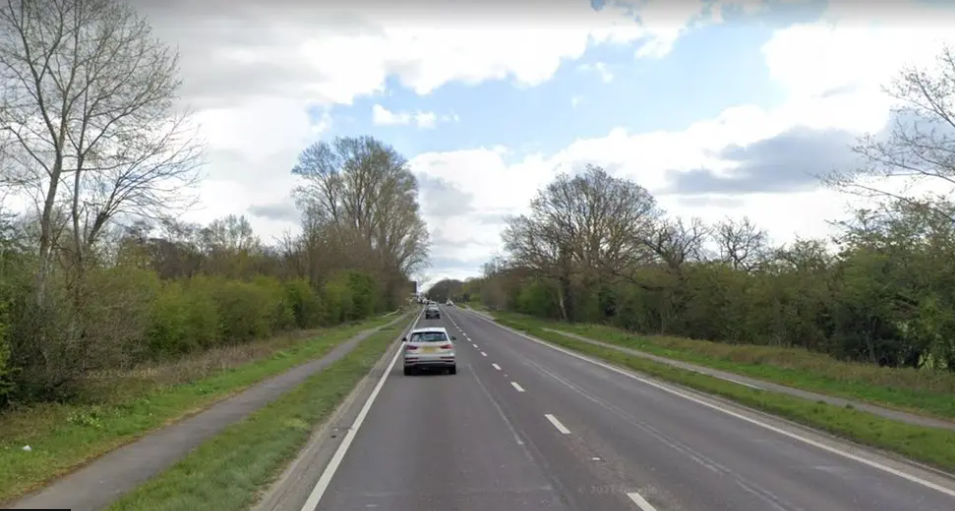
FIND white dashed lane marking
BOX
[544,414,571,434]
[626,492,659,511]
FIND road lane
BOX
[446,306,955,511]
[313,312,629,511]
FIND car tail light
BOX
[405,345,418,350]
[439,344,453,350]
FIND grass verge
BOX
[104,318,405,511]
[0,312,404,504]
[497,316,955,474]
[492,312,955,422]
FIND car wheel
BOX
[404,366,413,376]
[448,365,457,375]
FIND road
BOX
[300,305,955,511]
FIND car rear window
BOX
[410,332,448,343]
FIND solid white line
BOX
[481,351,487,357]
[511,381,525,392]
[545,413,571,434]
[464,311,955,498]
[626,492,659,511]
[299,313,421,511]
[492,363,502,371]
[721,377,761,390]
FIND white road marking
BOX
[626,492,659,511]
[481,351,488,357]
[721,377,761,390]
[492,363,502,371]
[545,414,571,434]
[511,382,525,392]
[299,313,421,511]
[465,311,955,499]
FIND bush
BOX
[0,257,389,406]
[284,278,323,329]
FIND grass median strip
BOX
[104,319,405,511]
[493,312,955,422]
[503,320,955,474]
[0,313,402,504]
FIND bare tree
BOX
[714,216,768,271]
[502,165,660,319]
[292,136,430,302]
[825,44,955,213]
[201,214,260,254]
[643,216,710,272]
[0,0,203,281]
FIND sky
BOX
[126,0,955,285]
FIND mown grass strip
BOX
[0,312,403,504]
[499,318,955,474]
[104,319,405,511]
[493,312,955,422]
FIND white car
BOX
[402,326,456,375]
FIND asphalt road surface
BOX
[302,305,955,511]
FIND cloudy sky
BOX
[132,0,955,283]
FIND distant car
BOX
[445,300,454,306]
[425,305,440,319]
[403,327,456,375]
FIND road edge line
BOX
[298,310,423,511]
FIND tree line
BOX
[0,0,428,406]
[455,46,955,372]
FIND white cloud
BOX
[578,62,614,82]
[120,0,724,242]
[372,104,451,129]
[138,0,711,110]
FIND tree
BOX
[0,0,203,282]
[291,136,430,306]
[825,44,955,213]
[714,216,768,271]
[426,278,463,303]
[502,165,659,320]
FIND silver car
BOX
[402,327,457,375]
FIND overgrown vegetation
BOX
[0,1,429,410]
[441,46,955,384]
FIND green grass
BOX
[0,312,406,504]
[496,316,955,474]
[491,312,955,422]
[104,319,406,511]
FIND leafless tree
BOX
[643,216,710,272]
[714,216,768,271]
[201,214,260,254]
[502,165,660,318]
[292,136,430,302]
[0,0,203,283]
[825,44,955,215]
